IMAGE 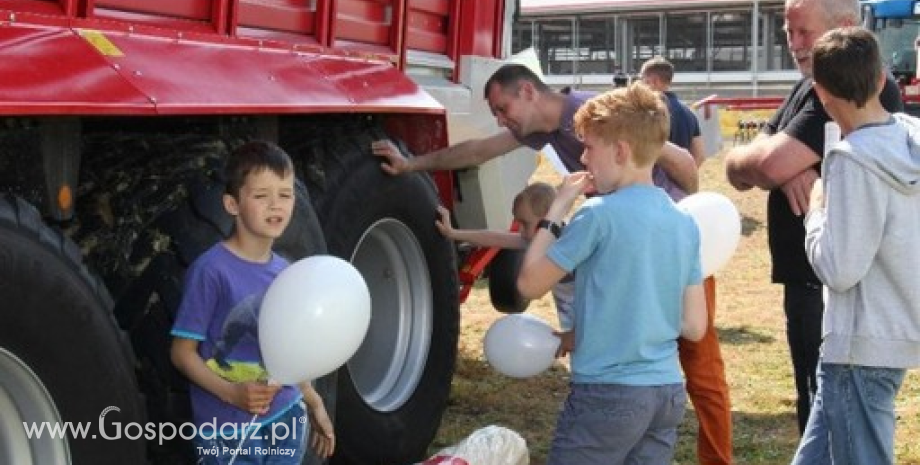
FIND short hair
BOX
[512,182,556,218]
[573,82,670,168]
[640,56,675,85]
[224,140,294,198]
[786,0,859,27]
[812,27,881,108]
[483,64,551,99]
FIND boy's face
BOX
[580,131,622,194]
[223,168,295,241]
[513,202,542,242]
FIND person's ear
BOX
[223,193,239,216]
[520,80,536,101]
[813,80,830,106]
[614,140,629,165]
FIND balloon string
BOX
[227,413,260,465]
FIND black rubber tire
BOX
[488,248,531,314]
[0,194,146,465]
[290,118,460,465]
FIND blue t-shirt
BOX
[171,243,302,434]
[547,185,702,385]
[664,91,701,151]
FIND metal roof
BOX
[521,0,784,16]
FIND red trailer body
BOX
[0,1,511,464]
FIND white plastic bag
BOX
[417,425,529,465]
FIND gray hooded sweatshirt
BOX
[805,113,920,368]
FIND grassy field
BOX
[429,125,920,464]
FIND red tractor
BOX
[0,1,529,463]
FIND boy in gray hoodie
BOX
[791,26,920,465]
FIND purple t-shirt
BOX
[516,90,685,200]
[171,243,301,434]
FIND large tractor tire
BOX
[285,117,460,464]
[0,195,146,465]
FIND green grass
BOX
[430,139,920,464]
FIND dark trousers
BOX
[782,282,824,435]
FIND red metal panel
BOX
[0,23,444,115]
[0,25,154,114]
[91,0,212,21]
[455,0,501,60]
[405,1,449,54]
[236,0,317,36]
[103,29,441,114]
[1,0,67,16]
[334,0,397,53]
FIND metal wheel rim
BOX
[346,218,432,412]
[0,347,71,464]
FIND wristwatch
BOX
[537,219,562,238]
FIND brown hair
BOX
[224,141,294,198]
[812,26,881,108]
[512,182,556,218]
[640,56,675,85]
[483,64,551,99]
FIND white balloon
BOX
[483,314,560,378]
[677,192,742,278]
[259,255,371,384]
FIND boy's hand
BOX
[550,172,591,217]
[230,381,281,415]
[308,405,336,458]
[435,206,454,239]
[371,140,410,176]
[554,329,574,358]
[808,179,825,212]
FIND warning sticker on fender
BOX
[80,30,124,57]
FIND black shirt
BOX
[764,74,903,285]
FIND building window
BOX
[761,7,794,70]
[511,20,534,55]
[532,18,577,74]
[577,17,617,74]
[626,15,661,73]
[665,12,707,72]
[711,11,751,71]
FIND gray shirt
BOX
[805,113,920,368]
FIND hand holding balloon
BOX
[259,255,372,384]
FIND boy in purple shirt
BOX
[171,141,335,463]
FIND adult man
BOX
[372,64,698,197]
[641,56,732,465]
[640,57,706,167]
[724,0,903,435]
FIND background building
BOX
[513,0,794,99]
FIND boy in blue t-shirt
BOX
[517,83,708,465]
[171,141,335,463]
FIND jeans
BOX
[783,282,824,434]
[193,402,308,464]
[791,363,905,465]
[678,277,733,465]
[547,382,686,465]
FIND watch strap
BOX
[537,219,562,238]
